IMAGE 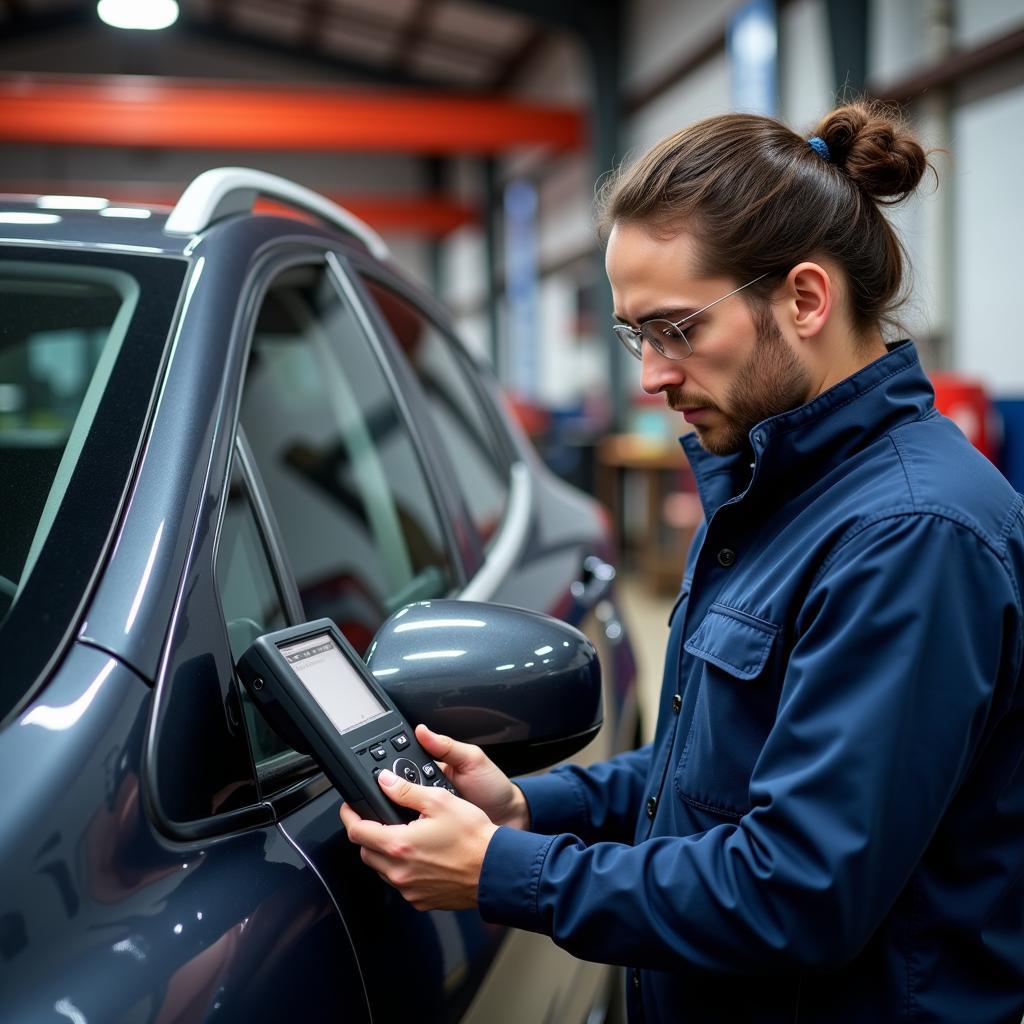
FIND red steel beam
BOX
[0,183,478,236]
[339,196,476,235]
[0,75,583,153]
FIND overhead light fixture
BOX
[97,0,179,31]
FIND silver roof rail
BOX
[164,166,390,259]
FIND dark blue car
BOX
[0,169,637,1023]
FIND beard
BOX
[666,306,812,456]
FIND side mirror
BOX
[365,600,602,775]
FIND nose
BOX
[640,344,687,396]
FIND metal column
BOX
[825,0,868,96]
[482,157,502,372]
[425,156,446,299]
[582,2,625,429]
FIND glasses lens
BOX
[641,320,692,359]
[612,324,643,359]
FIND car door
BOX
[215,253,514,1024]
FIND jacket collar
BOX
[682,341,934,519]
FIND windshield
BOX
[0,248,187,721]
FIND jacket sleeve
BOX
[515,744,652,843]
[478,513,1022,972]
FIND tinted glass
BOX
[216,459,291,764]
[0,264,137,603]
[361,278,510,548]
[0,250,185,722]
[240,264,454,656]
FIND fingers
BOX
[359,846,394,879]
[339,802,390,850]
[352,830,412,892]
[413,723,454,759]
[339,801,367,834]
[414,724,482,771]
[342,785,494,913]
[377,768,441,813]
[339,801,359,830]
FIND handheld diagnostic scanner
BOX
[237,619,456,824]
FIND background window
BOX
[361,277,510,549]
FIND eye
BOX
[644,319,683,341]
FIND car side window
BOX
[359,276,510,549]
[215,459,292,765]
[239,263,455,657]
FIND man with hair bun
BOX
[342,102,1024,1023]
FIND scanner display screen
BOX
[279,633,387,734]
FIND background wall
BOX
[2,0,1022,479]
[438,0,1024,483]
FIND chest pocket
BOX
[674,604,780,818]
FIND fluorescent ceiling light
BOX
[100,207,153,219]
[97,0,179,30]
[0,212,62,225]
[37,195,108,210]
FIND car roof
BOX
[0,196,190,256]
[0,169,391,261]
[0,199,385,261]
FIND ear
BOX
[780,262,831,339]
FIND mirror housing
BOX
[365,600,602,775]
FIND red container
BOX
[930,373,1001,464]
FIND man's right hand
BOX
[414,723,530,831]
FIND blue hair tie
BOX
[808,136,830,162]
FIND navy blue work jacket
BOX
[479,342,1024,1023]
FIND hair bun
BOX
[814,100,929,204]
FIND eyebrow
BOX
[613,306,699,326]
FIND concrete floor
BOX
[616,573,677,745]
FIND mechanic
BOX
[341,101,1024,1023]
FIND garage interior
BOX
[2,0,1024,737]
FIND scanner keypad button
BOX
[391,733,410,751]
[369,744,388,761]
[421,763,437,780]
[392,757,421,784]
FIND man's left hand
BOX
[339,769,499,911]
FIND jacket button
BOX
[717,547,736,567]
[632,970,640,991]
[646,796,658,818]
[671,693,681,713]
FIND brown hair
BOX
[597,100,934,338]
